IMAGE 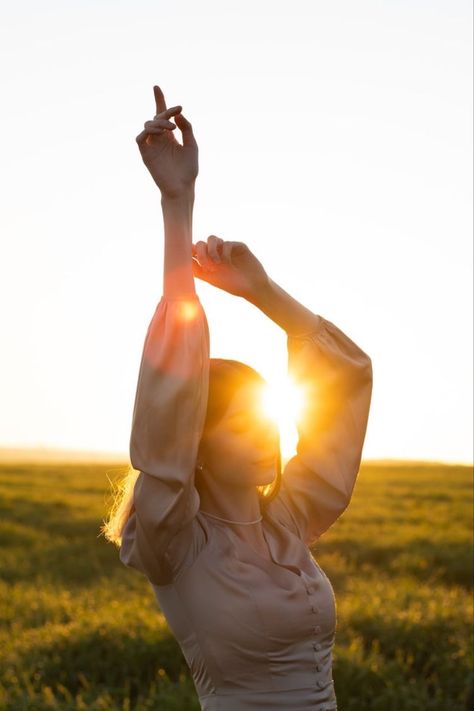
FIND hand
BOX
[192,236,270,301]
[135,85,198,199]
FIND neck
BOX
[197,483,263,526]
[200,510,263,525]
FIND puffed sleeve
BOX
[276,312,373,546]
[119,294,210,585]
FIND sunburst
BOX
[258,377,306,463]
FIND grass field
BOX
[0,461,472,710]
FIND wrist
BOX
[249,277,321,336]
[246,275,274,307]
[161,186,195,207]
[161,189,195,232]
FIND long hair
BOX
[101,358,282,547]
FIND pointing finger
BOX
[153,85,167,115]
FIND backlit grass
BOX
[0,462,472,710]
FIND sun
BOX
[257,376,306,464]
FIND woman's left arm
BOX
[192,239,373,544]
[246,277,326,337]
[252,278,373,544]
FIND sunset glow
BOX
[0,1,471,463]
[260,378,307,462]
[178,299,200,322]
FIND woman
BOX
[116,84,373,710]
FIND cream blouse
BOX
[119,294,373,711]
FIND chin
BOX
[258,474,276,487]
[255,464,276,485]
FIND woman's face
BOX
[199,382,280,488]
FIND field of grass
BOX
[0,461,472,710]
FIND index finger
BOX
[153,85,167,115]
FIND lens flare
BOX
[258,377,306,463]
[177,299,200,321]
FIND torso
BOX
[233,527,274,563]
[247,541,273,562]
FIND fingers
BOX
[153,85,167,115]
[135,105,187,146]
[193,241,216,271]
[222,242,234,264]
[174,111,198,149]
[154,105,182,120]
[191,257,209,281]
[192,236,226,269]
[144,117,177,132]
[221,241,247,265]
[207,235,224,262]
[135,129,149,147]
[135,118,177,146]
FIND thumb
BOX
[174,111,197,148]
[191,257,210,282]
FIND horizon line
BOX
[0,446,471,468]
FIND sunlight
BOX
[258,377,306,462]
[177,300,200,321]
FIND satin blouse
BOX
[119,293,373,710]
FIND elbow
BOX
[361,352,372,374]
[357,352,373,390]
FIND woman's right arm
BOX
[119,288,210,586]
[161,190,197,298]
[119,86,209,585]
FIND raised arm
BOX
[252,278,373,544]
[191,243,373,546]
[119,85,208,585]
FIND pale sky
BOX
[1,0,472,463]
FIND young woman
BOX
[113,84,373,710]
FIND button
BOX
[313,642,322,650]
[311,606,319,614]
[317,679,325,688]
[313,625,321,633]
[306,588,312,595]
[315,664,322,672]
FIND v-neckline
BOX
[241,525,274,563]
[227,516,302,578]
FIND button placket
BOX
[312,637,324,679]
[304,572,326,686]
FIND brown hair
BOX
[101,358,281,547]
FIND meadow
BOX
[0,461,472,710]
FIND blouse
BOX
[119,293,373,711]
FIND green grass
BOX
[0,462,472,710]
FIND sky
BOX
[0,0,472,464]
